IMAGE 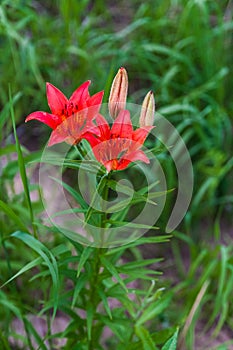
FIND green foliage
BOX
[0,0,232,349]
[161,330,178,350]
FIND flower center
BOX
[111,159,118,170]
[97,138,132,164]
[62,102,79,118]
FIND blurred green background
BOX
[0,0,233,348]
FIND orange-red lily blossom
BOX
[25,81,104,146]
[84,110,154,172]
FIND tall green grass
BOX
[0,1,232,349]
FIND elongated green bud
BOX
[139,91,155,127]
[108,67,128,119]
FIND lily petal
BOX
[119,149,150,169]
[86,90,104,121]
[84,121,101,137]
[82,132,100,147]
[69,80,91,108]
[111,110,133,138]
[133,126,154,145]
[87,90,104,107]
[46,83,68,115]
[95,114,111,139]
[115,159,131,171]
[25,111,62,129]
[48,132,69,147]
[48,129,75,147]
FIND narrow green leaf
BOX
[135,325,157,350]
[49,176,88,210]
[9,87,36,237]
[72,273,88,308]
[34,157,101,174]
[150,328,178,345]
[0,91,22,132]
[138,181,160,195]
[107,220,159,230]
[98,288,112,319]
[98,315,130,342]
[0,330,11,350]
[0,144,16,156]
[218,246,228,300]
[77,246,93,277]
[118,258,162,271]
[49,207,87,219]
[100,256,128,293]
[110,205,130,223]
[136,293,172,326]
[107,179,134,197]
[0,291,22,320]
[2,151,42,180]
[107,194,156,213]
[86,304,94,340]
[23,317,48,350]
[161,329,179,350]
[148,189,174,200]
[106,236,171,255]
[84,173,108,225]
[0,200,28,232]
[1,257,42,288]
[10,231,59,318]
[213,301,228,336]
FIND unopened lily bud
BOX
[108,67,128,119]
[139,91,155,127]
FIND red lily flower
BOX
[84,110,154,172]
[25,81,104,146]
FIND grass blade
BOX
[9,86,37,237]
[10,231,59,319]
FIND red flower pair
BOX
[25,71,154,171]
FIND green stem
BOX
[83,173,108,228]
[75,141,91,160]
[100,172,110,247]
[87,173,110,349]
[87,249,102,350]
[74,143,84,160]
